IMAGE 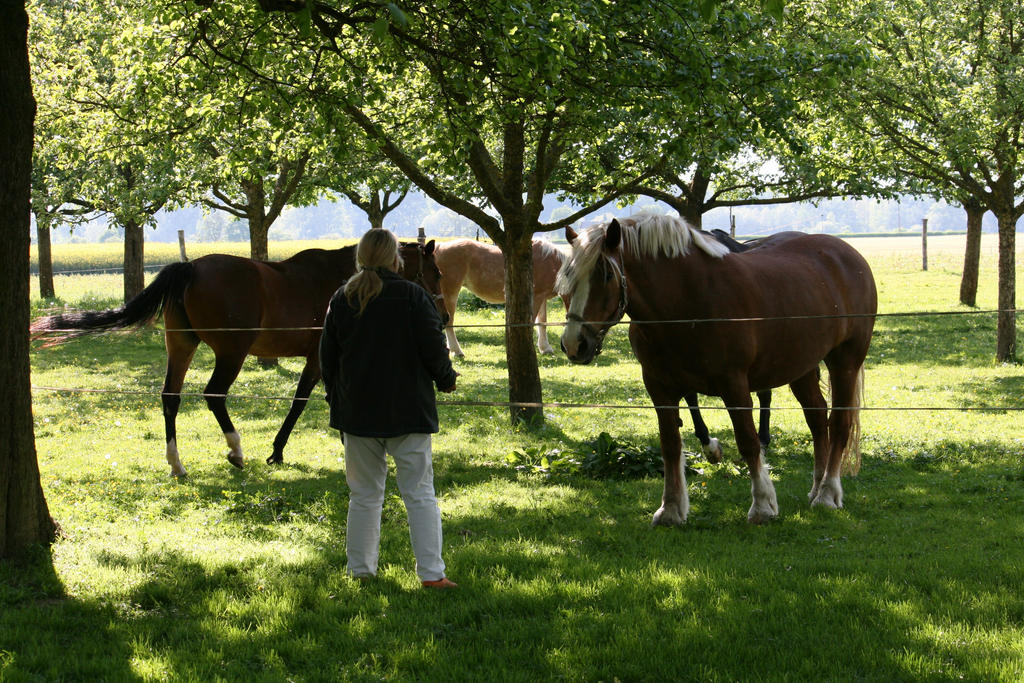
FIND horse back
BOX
[180,249,355,357]
[629,232,876,394]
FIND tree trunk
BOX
[123,218,145,301]
[684,169,711,229]
[36,214,55,299]
[248,213,269,261]
[959,201,983,307]
[243,180,270,261]
[243,188,277,366]
[1,0,56,558]
[995,211,1017,362]
[677,199,703,229]
[503,233,544,424]
[367,193,384,230]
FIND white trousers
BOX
[342,432,446,582]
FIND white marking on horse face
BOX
[560,278,590,356]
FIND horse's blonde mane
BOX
[556,210,730,295]
[534,237,568,264]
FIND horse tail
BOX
[841,364,865,476]
[31,261,195,346]
[821,362,864,476]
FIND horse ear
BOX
[605,219,622,251]
[423,239,436,255]
[566,227,578,244]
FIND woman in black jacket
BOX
[320,229,458,589]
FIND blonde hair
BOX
[344,229,404,315]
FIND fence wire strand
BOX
[28,385,1024,413]
[29,307,1024,413]
[30,307,1024,336]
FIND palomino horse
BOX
[434,238,568,357]
[31,241,445,477]
[557,212,876,525]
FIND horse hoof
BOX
[810,493,843,510]
[169,469,188,478]
[266,454,283,465]
[651,506,686,527]
[747,507,778,524]
[703,438,723,464]
[227,454,245,469]
[810,476,843,509]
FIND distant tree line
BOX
[33,193,1003,246]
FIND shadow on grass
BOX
[868,312,1005,367]
[8,433,1024,679]
[0,545,139,681]
[955,374,1024,411]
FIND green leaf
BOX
[763,0,784,21]
[386,3,409,29]
[296,6,312,38]
[372,16,389,42]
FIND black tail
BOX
[31,261,195,346]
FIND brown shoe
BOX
[421,577,458,589]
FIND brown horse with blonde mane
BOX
[434,238,568,357]
[31,241,445,477]
[557,211,876,525]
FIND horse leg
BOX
[815,353,864,509]
[535,297,555,355]
[443,289,464,358]
[267,357,321,465]
[643,375,688,525]
[756,389,772,454]
[203,352,247,469]
[162,330,198,478]
[723,387,778,523]
[651,402,689,526]
[684,392,722,463]
[788,370,830,504]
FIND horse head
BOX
[557,219,628,365]
[400,240,449,325]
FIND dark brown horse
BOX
[31,241,445,477]
[557,212,876,525]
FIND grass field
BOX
[4,234,1024,681]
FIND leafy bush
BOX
[506,431,664,480]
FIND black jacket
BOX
[319,270,456,437]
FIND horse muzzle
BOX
[560,328,601,365]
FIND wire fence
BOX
[29,307,1024,335]
[24,387,1024,413]
[28,307,1024,413]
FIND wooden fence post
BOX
[177,230,188,262]
[730,214,736,238]
[921,218,928,271]
[417,226,425,246]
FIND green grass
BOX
[4,236,1024,681]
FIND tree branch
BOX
[342,102,499,232]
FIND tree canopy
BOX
[831,0,1022,360]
